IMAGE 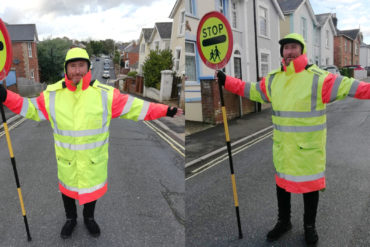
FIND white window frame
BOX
[175,47,182,72]
[231,0,238,29]
[185,41,197,82]
[259,49,271,77]
[125,60,129,69]
[233,50,242,79]
[355,43,358,55]
[30,70,34,79]
[140,44,145,53]
[186,0,194,15]
[28,42,32,58]
[258,3,269,39]
[301,17,307,41]
[218,0,224,14]
[344,40,347,52]
[179,10,185,36]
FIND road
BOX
[0,112,184,245]
[186,97,370,246]
[91,56,116,85]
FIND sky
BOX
[310,0,370,44]
[0,0,176,42]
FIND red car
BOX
[342,65,365,71]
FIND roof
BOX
[127,45,140,53]
[277,0,304,14]
[315,13,330,26]
[5,24,38,42]
[142,28,154,42]
[155,22,172,39]
[169,0,181,18]
[338,29,360,40]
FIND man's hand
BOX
[0,84,7,102]
[166,106,183,117]
[215,70,226,87]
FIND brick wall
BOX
[11,41,40,83]
[201,79,255,124]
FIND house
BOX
[169,0,185,76]
[148,22,172,51]
[360,42,370,68]
[121,42,140,74]
[5,23,40,92]
[277,0,319,65]
[138,28,154,74]
[185,0,284,123]
[314,13,337,66]
[333,13,363,67]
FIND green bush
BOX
[127,71,137,77]
[142,49,173,88]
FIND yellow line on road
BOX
[186,131,273,180]
[143,121,185,157]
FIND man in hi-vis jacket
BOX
[0,47,182,239]
[216,33,370,245]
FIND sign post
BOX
[197,11,243,239]
[0,18,32,241]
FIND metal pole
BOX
[253,0,261,112]
[218,80,243,239]
[0,100,32,241]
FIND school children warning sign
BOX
[196,11,233,69]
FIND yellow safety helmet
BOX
[279,33,306,57]
[64,47,90,73]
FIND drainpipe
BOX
[253,0,261,112]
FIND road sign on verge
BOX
[196,11,233,70]
[0,19,13,81]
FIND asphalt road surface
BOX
[0,115,184,246]
[186,97,370,247]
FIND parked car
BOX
[320,65,340,75]
[365,66,370,76]
[104,64,110,71]
[102,71,110,79]
[342,65,365,71]
[96,57,100,61]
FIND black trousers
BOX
[276,185,319,226]
[61,194,97,219]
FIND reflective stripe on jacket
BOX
[225,53,370,193]
[4,77,168,204]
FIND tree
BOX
[37,38,72,84]
[142,49,173,88]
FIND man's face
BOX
[66,60,88,85]
[283,43,302,66]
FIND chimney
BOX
[332,13,337,28]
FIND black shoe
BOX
[60,219,77,239]
[304,224,318,245]
[84,217,100,237]
[266,220,292,242]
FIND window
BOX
[218,0,224,14]
[175,48,181,71]
[232,1,237,29]
[185,42,196,81]
[154,41,159,50]
[326,58,329,65]
[344,58,347,66]
[260,52,270,77]
[325,30,329,48]
[234,50,242,79]
[259,6,268,37]
[344,40,347,52]
[28,43,32,58]
[140,44,145,53]
[301,17,307,40]
[179,11,185,36]
[186,0,194,15]
[355,43,358,55]
[125,60,129,69]
[30,70,34,79]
